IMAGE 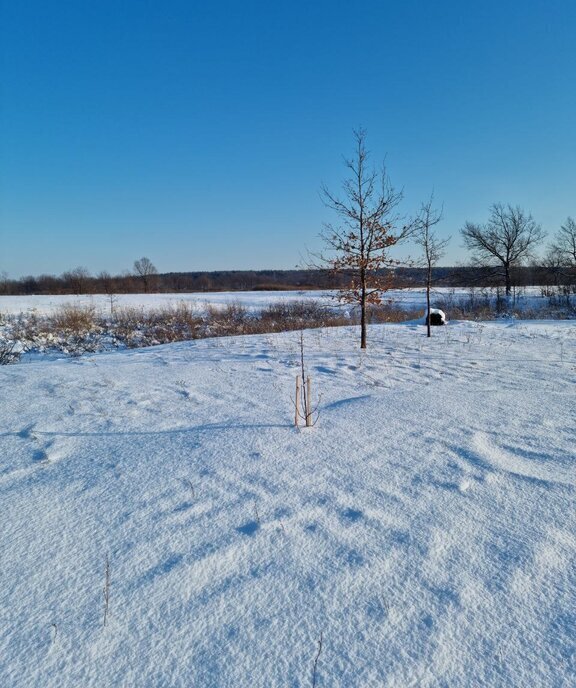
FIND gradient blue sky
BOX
[1,0,575,278]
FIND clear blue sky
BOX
[1,0,575,278]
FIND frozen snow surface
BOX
[0,286,554,316]
[1,320,575,687]
[0,290,335,315]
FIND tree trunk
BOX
[360,292,367,349]
[360,264,367,348]
[358,256,367,348]
[426,262,432,338]
[505,264,512,297]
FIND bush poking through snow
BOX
[0,339,21,364]
[51,304,97,333]
[0,300,363,358]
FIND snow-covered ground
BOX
[1,320,575,686]
[0,286,554,316]
[0,290,335,316]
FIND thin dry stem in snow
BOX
[182,478,195,498]
[312,631,323,687]
[103,555,111,627]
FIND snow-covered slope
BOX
[1,321,574,687]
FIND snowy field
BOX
[0,286,553,316]
[0,290,337,316]
[1,320,575,686]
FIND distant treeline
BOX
[0,265,572,296]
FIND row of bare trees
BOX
[0,259,158,297]
[0,265,356,296]
[87,257,159,294]
[317,128,574,348]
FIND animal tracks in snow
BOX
[15,424,69,467]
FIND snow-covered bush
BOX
[367,303,423,323]
[51,304,97,333]
[257,300,349,332]
[426,308,446,326]
[204,303,251,336]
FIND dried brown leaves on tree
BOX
[319,129,414,348]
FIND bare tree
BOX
[544,216,576,302]
[542,248,564,287]
[97,271,119,315]
[133,257,158,293]
[416,195,449,337]
[61,266,91,295]
[319,129,414,349]
[97,271,116,293]
[461,204,545,300]
[550,217,576,267]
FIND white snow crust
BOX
[0,286,554,316]
[1,320,575,686]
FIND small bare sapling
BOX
[103,554,111,627]
[50,623,58,648]
[312,631,323,687]
[293,331,320,427]
[183,478,195,499]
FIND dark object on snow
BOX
[426,309,446,326]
